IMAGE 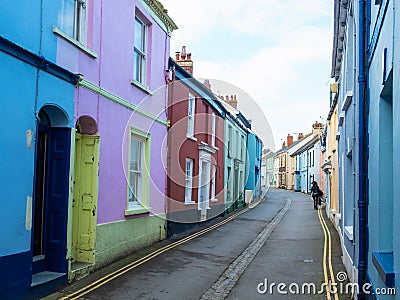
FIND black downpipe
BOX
[358,0,369,298]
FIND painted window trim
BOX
[130,79,153,95]
[185,158,194,204]
[211,113,216,147]
[79,77,169,126]
[125,127,151,216]
[53,26,97,58]
[133,14,148,87]
[187,93,195,138]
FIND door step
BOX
[31,271,66,287]
[69,262,94,282]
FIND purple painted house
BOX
[53,0,177,279]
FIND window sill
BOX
[184,201,196,205]
[344,225,353,241]
[52,26,97,58]
[210,198,218,203]
[131,80,153,95]
[125,206,151,216]
[372,252,395,287]
[186,135,197,142]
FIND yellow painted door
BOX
[72,133,100,263]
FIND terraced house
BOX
[329,0,399,297]
[0,0,177,297]
[166,55,226,235]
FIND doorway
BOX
[198,160,210,219]
[32,107,71,278]
[72,131,99,266]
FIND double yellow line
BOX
[317,206,339,300]
[61,208,249,300]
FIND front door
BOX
[32,127,71,274]
[199,160,210,218]
[72,133,99,264]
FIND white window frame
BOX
[60,0,88,44]
[187,93,195,138]
[126,128,151,215]
[211,113,216,147]
[211,165,217,202]
[133,15,148,86]
[228,125,233,158]
[185,158,195,204]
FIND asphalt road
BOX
[47,188,350,300]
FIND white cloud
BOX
[163,0,333,149]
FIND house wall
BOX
[245,132,262,202]
[0,1,76,296]
[224,117,247,212]
[367,0,398,293]
[166,76,225,227]
[52,0,172,271]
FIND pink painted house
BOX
[53,0,177,279]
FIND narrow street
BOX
[47,189,350,300]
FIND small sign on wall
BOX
[26,196,32,230]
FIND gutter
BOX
[357,0,369,297]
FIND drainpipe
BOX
[34,0,44,121]
[357,0,369,297]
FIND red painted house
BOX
[166,54,226,235]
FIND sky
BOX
[163,0,334,151]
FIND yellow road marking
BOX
[319,207,339,300]
[318,206,331,300]
[62,208,250,300]
[318,206,339,300]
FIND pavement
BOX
[43,188,350,300]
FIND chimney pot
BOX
[181,46,187,60]
[287,134,293,147]
[175,52,180,61]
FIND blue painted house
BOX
[0,1,78,298]
[329,0,399,297]
[219,98,248,213]
[366,0,398,296]
[330,0,360,287]
[245,130,263,204]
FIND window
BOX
[236,131,239,158]
[227,167,232,200]
[60,0,87,44]
[127,128,151,213]
[134,15,148,85]
[228,125,233,157]
[211,165,216,201]
[187,93,195,138]
[241,135,245,160]
[185,158,194,203]
[211,113,216,147]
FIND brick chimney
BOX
[312,121,323,135]
[222,94,238,109]
[175,46,194,75]
[287,134,293,147]
[298,133,304,140]
[203,79,211,90]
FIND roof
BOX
[143,0,178,35]
[169,58,226,117]
[290,136,320,156]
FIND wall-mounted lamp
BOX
[26,129,33,149]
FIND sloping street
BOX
[46,189,350,300]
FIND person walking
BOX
[311,181,321,210]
